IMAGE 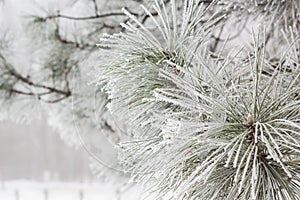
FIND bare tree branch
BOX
[1,55,71,101]
[44,11,138,21]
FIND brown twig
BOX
[45,10,138,21]
[0,56,72,102]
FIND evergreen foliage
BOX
[96,0,300,199]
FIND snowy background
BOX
[0,0,142,199]
[0,118,142,199]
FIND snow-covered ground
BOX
[0,180,142,200]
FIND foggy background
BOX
[0,0,95,183]
[0,118,93,182]
[0,0,142,199]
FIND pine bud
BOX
[247,113,253,126]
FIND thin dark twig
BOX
[0,57,71,97]
[9,89,52,96]
[211,24,225,52]
[92,0,99,16]
[42,96,70,103]
[54,26,96,49]
[45,11,138,21]
[0,65,71,103]
[8,68,71,96]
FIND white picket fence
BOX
[8,188,84,200]
[0,181,142,200]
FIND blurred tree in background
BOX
[0,0,154,180]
